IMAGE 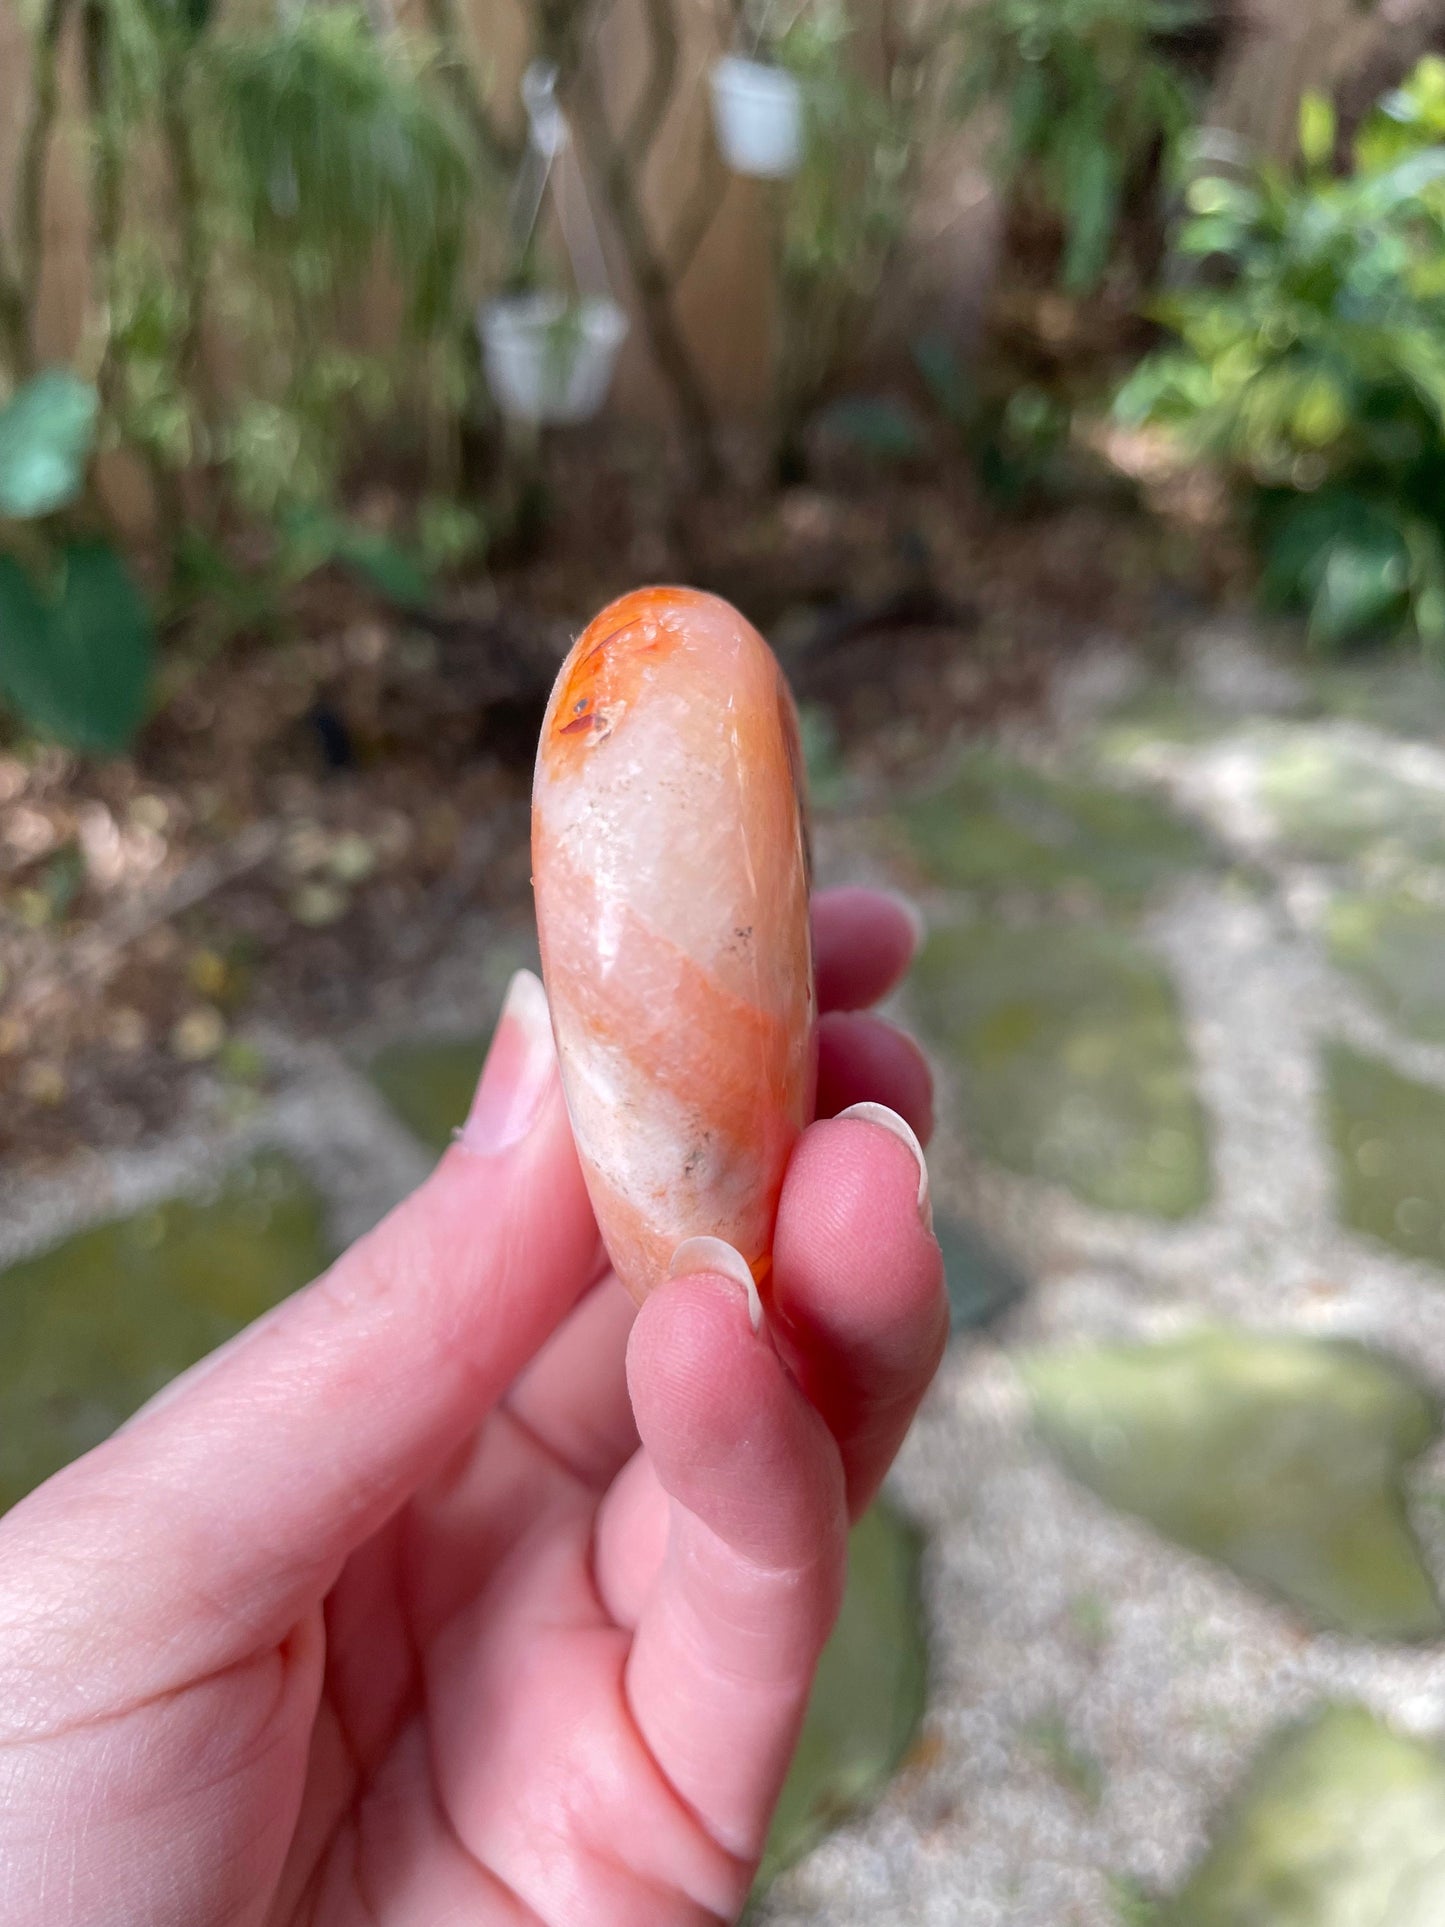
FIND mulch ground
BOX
[0,441,1214,1171]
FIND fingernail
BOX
[670,1235,764,1334]
[883,888,927,950]
[837,1101,932,1231]
[460,969,557,1155]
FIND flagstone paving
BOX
[1326,1044,1445,1273]
[898,750,1215,903]
[1326,890,1445,1045]
[1170,1705,1445,1927]
[761,637,1445,1925]
[0,1151,330,1511]
[911,918,1210,1219]
[1024,1329,1443,1641]
[9,626,1445,1923]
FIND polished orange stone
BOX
[533,586,816,1302]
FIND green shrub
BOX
[1118,66,1445,650]
[780,3,919,302]
[0,0,493,753]
[205,8,474,335]
[954,0,1199,292]
[197,6,482,519]
[771,0,941,451]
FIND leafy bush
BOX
[954,0,1199,292]
[0,0,489,753]
[1118,66,1445,649]
[205,9,474,334]
[0,373,154,753]
[0,540,154,756]
[195,7,483,519]
[911,332,1076,507]
[780,5,919,301]
[771,0,941,451]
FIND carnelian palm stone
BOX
[532,586,816,1303]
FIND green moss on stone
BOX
[1326,1043,1445,1271]
[1258,732,1445,865]
[1024,1329,1444,1640]
[368,1035,488,1153]
[0,1153,331,1512]
[1095,687,1233,757]
[913,920,1210,1218]
[1170,1704,1445,1927]
[899,752,1210,902]
[1327,892,1445,1043]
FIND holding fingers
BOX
[0,883,944,1927]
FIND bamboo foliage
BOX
[0,0,984,485]
[205,9,477,333]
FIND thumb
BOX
[1,970,597,1709]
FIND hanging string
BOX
[508,60,616,303]
[556,145,613,300]
[507,63,561,262]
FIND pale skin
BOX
[0,887,945,1927]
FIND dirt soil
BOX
[0,448,1204,1172]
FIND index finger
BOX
[811,886,922,1011]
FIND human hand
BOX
[0,886,945,1927]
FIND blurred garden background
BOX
[8,0,1445,1917]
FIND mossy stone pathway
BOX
[1025,1329,1443,1641]
[764,639,1445,1925]
[11,632,1445,1924]
[0,1153,329,1510]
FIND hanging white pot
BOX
[709,55,804,180]
[479,292,629,426]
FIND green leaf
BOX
[336,529,432,609]
[1176,213,1247,258]
[279,506,432,609]
[207,9,475,333]
[910,331,975,428]
[1184,173,1254,220]
[1260,492,1413,650]
[141,0,215,42]
[1312,533,1410,649]
[1061,135,1121,292]
[1358,146,1445,214]
[817,396,928,462]
[1003,63,1050,174]
[1298,90,1337,171]
[0,541,155,754]
[1263,489,1418,647]
[1113,351,1212,428]
[0,372,100,521]
[1291,373,1348,447]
